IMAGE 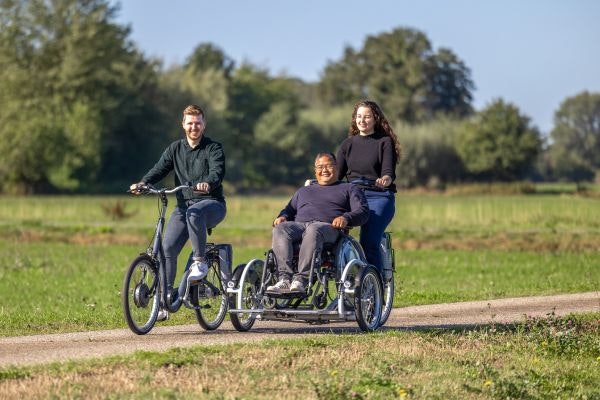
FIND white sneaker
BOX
[157,309,169,321]
[188,260,208,282]
[266,279,290,293]
[290,280,305,292]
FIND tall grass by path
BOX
[392,194,600,233]
[1,193,599,234]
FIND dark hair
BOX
[348,100,401,162]
[314,152,336,164]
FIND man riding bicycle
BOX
[267,152,369,294]
[130,104,226,320]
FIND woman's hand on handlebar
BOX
[375,175,392,188]
[331,216,348,229]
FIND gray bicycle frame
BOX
[144,184,196,313]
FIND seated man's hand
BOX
[273,216,287,226]
[331,216,348,229]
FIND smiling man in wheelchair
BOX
[266,152,369,294]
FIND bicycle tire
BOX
[192,260,228,330]
[354,265,382,332]
[122,254,160,335]
[379,277,395,326]
[230,263,262,332]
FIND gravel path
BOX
[1,291,598,368]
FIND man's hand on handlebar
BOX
[331,216,348,229]
[129,182,146,195]
[195,182,210,194]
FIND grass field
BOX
[0,191,599,398]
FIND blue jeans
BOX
[360,190,395,272]
[163,200,226,288]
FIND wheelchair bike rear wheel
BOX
[230,262,263,332]
[380,277,395,326]
[192,260,228,330]
[122,254,160,335]
[354,265,383,332]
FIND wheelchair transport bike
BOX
[122,184,233,335]
[227,224,395,333]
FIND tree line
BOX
[1,0,598,194]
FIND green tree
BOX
[457,99,542,181]
[0,0,166,193]
[318,27,474,123]
[424,48,474,118]
[548,91,600,181]
[396,118,466,188]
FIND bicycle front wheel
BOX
[122,254,160,335]
[192,261,228,330]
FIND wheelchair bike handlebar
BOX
[349,177,388,191]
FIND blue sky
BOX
[113,0,600,134]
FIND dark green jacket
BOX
[142,136,225,206]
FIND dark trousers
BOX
[360,190,395,271]
[163,200,226,288]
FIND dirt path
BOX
[1,292,598,368]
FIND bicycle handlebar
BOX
[128,183,192,195]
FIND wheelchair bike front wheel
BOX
[122,254,160,335]
[230,262,263,332]
[354,265,383,332]
[191,260,228,330]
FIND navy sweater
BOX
[278,181,369,227]
[336,132,397,192]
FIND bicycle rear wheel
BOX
[192,260,228,330]
[354,265,382,332]
[122,254,159,335]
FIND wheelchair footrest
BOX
[264,290,307,299]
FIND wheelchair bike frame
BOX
[228,229,394,332]
[121,184,231,335]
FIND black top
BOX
[278,181,369,227]
[142,136,225,206]
[336,132,397,192]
